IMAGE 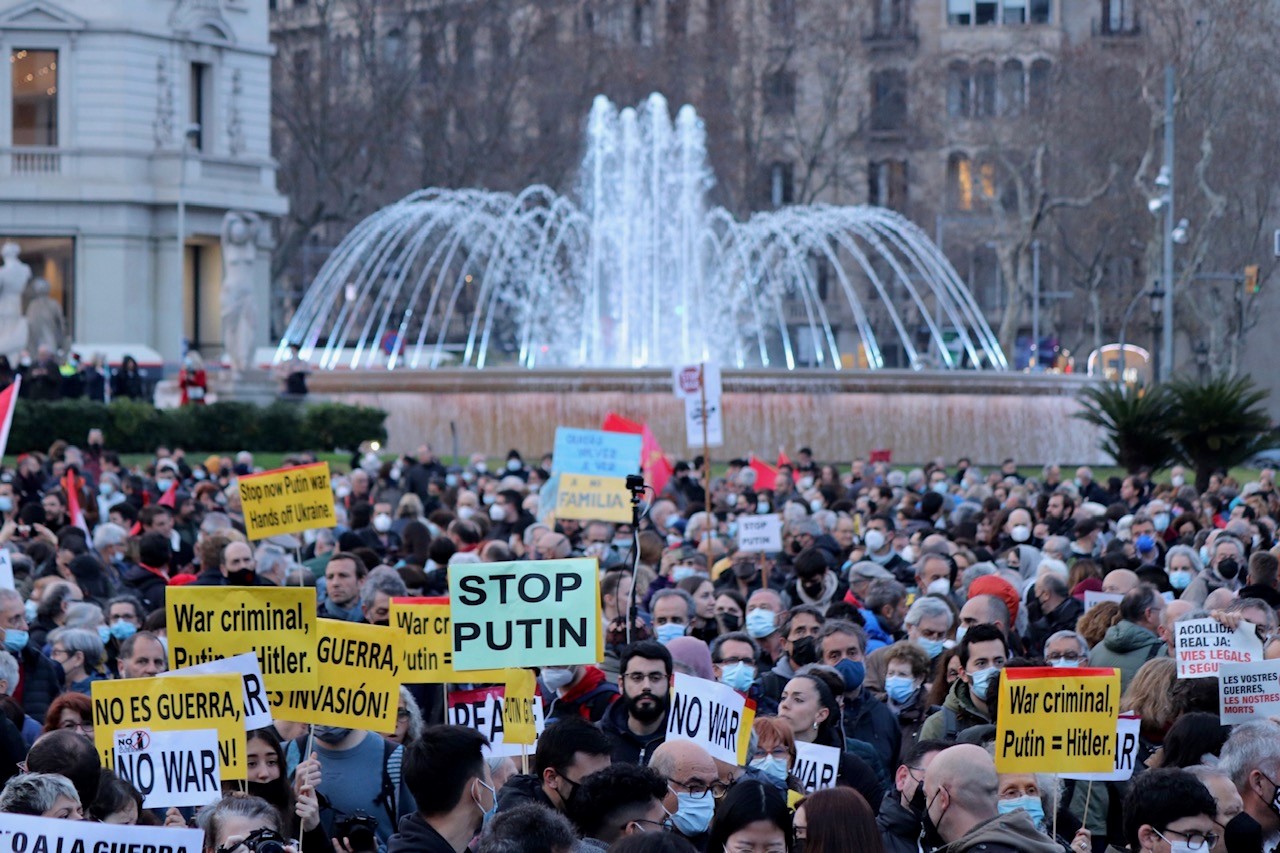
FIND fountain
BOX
[280,95,1101,463]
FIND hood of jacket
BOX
[1102,619,1162,654]
[943,811,1062,853]
[942,677,989,723]
[560,665,613,704]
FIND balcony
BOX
[4,147,63,176]
[1092,17,1141,39]
[863,21,919,51]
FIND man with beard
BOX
[390,726,488,853]
[599,641,671,765]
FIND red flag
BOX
[61,471,89,535]
[869,448,893,463]
[603,412,673,497]
[601,412,644,435]
[777,447,792,468]
[158,478,180,509]
[749,456,778,492]
[0,376,19,460]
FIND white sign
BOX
[1219,659,1280,723]
[1175,618,1264,678]
[737,514,783,553]
[447,685,547,758]
[666,672,751,765]
[793,741,840,792]
[1083,590,1123,612]
[113,728,222,809]
[0,551,13,591]
[162,651,273,730]
[1062,714,1141,783]
[0,814,203,853]
[684,396,724,448]
[673,363,723,401]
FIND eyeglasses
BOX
[751,747,791,761]
[1045,652,1083,663]
[1156,827,1218,851]
[716,656,754,666]
[624,672,668,685]
[669,780,729,800]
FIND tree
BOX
[1165,375,1276,491]
[1074,384,1178,473]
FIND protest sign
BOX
[736,515,782,553]
[667,672,756,765]
[0,814,202,853]
[113,728,222,809]
[556,473,632,524]
[553,428,642,478]
[450,559,602,670]
[503,669,538,746]
[1083,590,1122,612]
[92,673,246,779]
[390,597,512,684]
[1218,659,1280,723]
[684,396,723,448]
[793,741,840,793]
[162,651,272,730]
[167,586,318,691]
[274,619,403,733]
[673,363,722,400]
[1062,714,1142,783]
[0,551,12,591]
[448,683,547,758]
[238,461,336,540]
[994,666,1120,774]
[1175,618,1264,678]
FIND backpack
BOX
[288,735,401,828]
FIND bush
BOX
[3,399,387,455]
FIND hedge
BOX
[8,399,387,454]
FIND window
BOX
[764,70,796,115]
[1029,59,1051,114]
[11,49,58,147]
[632,1,653,45]
[383,30,406,66]
[973,61,997,118]
[1003,0,1026,24]
[189,63,208,150]
[1000,59,1024,117]
[0,237,74,334]
[1102,0,1136,32]
[948,153,973,210]
[875,0,909,31]
[947,61,970,118]
[290,48,311,80]
[1030,0,1051,23]
[870,70,907,131]
[770,162,794,207]
[868,159,909,210]
[948,0,1049,25]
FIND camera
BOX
[334,812,379,852]
[236,828,287,853]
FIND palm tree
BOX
[1074,384,1178,473]
[1165,376,1277,491]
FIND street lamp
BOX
[1117,286,1164,386]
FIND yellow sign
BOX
[92,674,247,780]
[274,619,403,733]
[389,598,510,684]
[555,473,631,523]
[167,587,319,693]
[502,669,538,746]
[995,666,1120,774]
[238,462,336,540]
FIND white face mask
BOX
[900,545,917,563]
[489,503,506,521]
[863,529,886,552]
[1171,475,1185,487]
[926,577,950,596]
[373,513,392,533]
[1010,525,1031,543]
[458,506,475,521]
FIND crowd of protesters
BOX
[0,434,1274,853]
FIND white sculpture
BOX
[25,277,66,354]
[220,210,261,374]
[0,243,32,362]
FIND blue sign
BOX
[552,428,642,478]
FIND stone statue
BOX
[25,277,65,354]
[220,210,262,374]
[0,243,32,362]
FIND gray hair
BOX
[105,595,144,622]
[1185,764,1231,785]
[1045,630,1089,657]
[0,589,20,611]
[36,582,79,623]
[92,522,128,550]
[199,513,233,535]
[397,685,424,744]
[197,795,281,849]
[651,588,695,619]
[360,566,408,609]
[0,650,17,694]
[254,544,291,579]
[865,579,907,614]
[1213,535,1246,560]
[64,602,104,631]
[1220,721,1280,788]
[817,619,868,655]
[48,627,104,673]
[477,802,579,853]
[905,595,954,629]
[0,772,79,816]
[1165,544,1204,574]
[709,631,761,663]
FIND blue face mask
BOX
[834,658,866,692]
[668,789,714,836]
[997,795,1045,832]
[719,661,755,693]
[109,621,138,642]
[97,625,112,645]
[474,779,497,829]
[884,675,919,705]
[745,608,776,639]
[656,623,686,645]
[969,666,999,701]
[0,497,12,513]
[3,629,28,653]
[918,637,946,660]
[749,756,789,788]
[155,478,174,493]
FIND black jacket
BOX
[16,645,63,722]
[598,697,665,766]
[495,774,556,814]
[1238,583,1280,610]
[1026,596,1084,657]
[121,564,169,614]
[842,689,901,779]
[877,791,921,853]
[387,814,456,853]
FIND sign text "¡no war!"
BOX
[238,461,336,540]
[449,559,602,671]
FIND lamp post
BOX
[1117,286,1164,386]
[176,123,201,345]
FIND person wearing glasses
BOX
[602,641,673,766]
[565,764,669,852]
[650,740,723,842]
[1043,631,1091,670]
[877,739,947,853]
[1116,768,1220,853]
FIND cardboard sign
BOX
[0,551,13,591]
[684,396,723,448]
[793,741,840,793]
[556,473,632,523]
[162,651,273,731]
[503,669,539,746]
[1083,590,1123,612]
[736,514,783,553]
[449,559,603,670]
[673,363,723,400]
[167,586,318,692]
[994,666,1120,774]
[1219,659,1280,723]
[274,619,403,733]
[0,814,202,853]
[447,683,547,758]
[389,597,510,684]
[238,461,336,540]
[1061,714,1142,782]
[92,674,247,780]
[553,428,642,478]
[1175,618,1264,678]
[113,728,222,809]
[667,672,756,765]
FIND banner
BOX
[793,741,840,793]
[449,559,602,670]
[447,683,547,758]
[673,363,722,401]
[736,515,782,553]
[553,428,642,478]
[994,666,1120,774]
[0,551,12,591]
[1083,590,1122,612]
[684,396,724,448]
[666,672,756,765]
[0,814,202,853]
[92,674,246,780]
[167,586,318,692]
[556,473,632,523]
[1175,618,1264,678]
[1219,659,1280,723]
[1061,714,1142,783]
[274,619,403,733]
[390,597,510,684]
[162,651,272,730]
[238,461,336,540]
[503,669,538,746]
[113,728,222,809]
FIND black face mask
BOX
[227,568,256,586]
[791,636,818,667]
[919,788,947,851]
[720,612,741,632]
[790,540,803,555]
[1217,557,1240,581]
[1026,597,1044,622]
